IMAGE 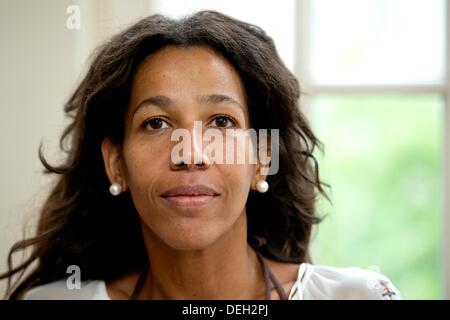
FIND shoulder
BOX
[22,279,110,300]
[292,263,401,300]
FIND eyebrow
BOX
[132,94,244,119]
[197,94,243,109]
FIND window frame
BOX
[295,0,450,299]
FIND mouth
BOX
[160,185,220,208]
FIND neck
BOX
[138,214,265,300]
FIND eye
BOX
[142,117,169,131]
[209,115,238,128]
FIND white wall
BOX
[0,0,78,296]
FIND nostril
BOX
[194,159,205,166]
[193,154,211,166]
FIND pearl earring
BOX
[256,180,269,193]
[109,183,122,196]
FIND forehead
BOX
[130,46,246,104]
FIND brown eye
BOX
[143,117,169,130]
[211,115,236,128]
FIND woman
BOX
[0,11,400,300]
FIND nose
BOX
[170,121,211,171]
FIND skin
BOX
[101,46,299,299]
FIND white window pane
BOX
[149,0,296,71]
[310,0,445,85]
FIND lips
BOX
[161,185,220,208]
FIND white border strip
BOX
[443,0,450,300]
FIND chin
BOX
[161,222,224,251]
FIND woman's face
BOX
[109,46,261,250]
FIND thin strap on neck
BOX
[129,266,148,300]
[256,252,289,300]
[257,253,272,300]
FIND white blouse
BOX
[22,263,401,300]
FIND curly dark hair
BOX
[0,10,328,299]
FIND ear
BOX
[251,134,272,190]
[101,137,128,192]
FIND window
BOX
[296,0,448,299]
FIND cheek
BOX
[122,136,171,198]
[219,163,255,207]
[221,134,257,190]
